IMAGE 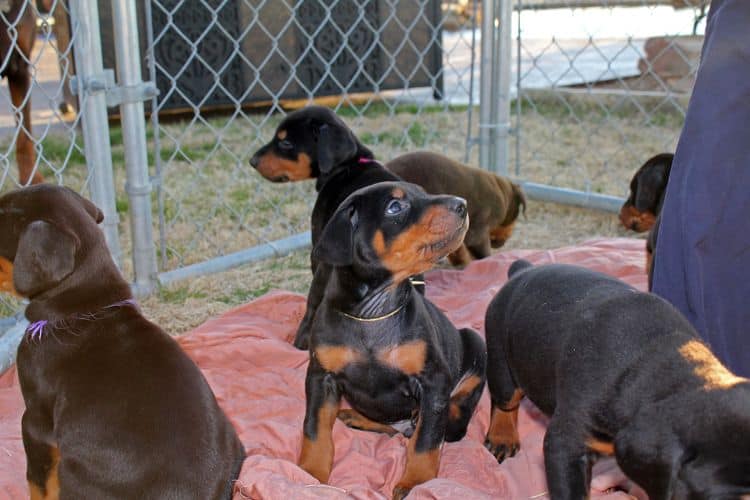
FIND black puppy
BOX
[250,106,423,350]
[619,153,673,233]
[0,185,245,499]
[484,260,750,500]
[299,181,486,500]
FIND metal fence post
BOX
[110,0,158,295]
[479,0,495,170]
[479,0,513,175]
[69,0,122,267]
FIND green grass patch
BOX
[216,284,272,304]
[157,284,208,304]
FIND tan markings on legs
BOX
[485,389,523,451]
[448,374,483,422]
[679,340,747,390]
[256,152,312,181]
[337,408,398,436]
[299,401,341,484]
[8,74,43,185]
[276,129,287,140]
[393,416,441,500]
[0,257,18,296]
[314,345,363,373]
[28,446,60,500]
[372,203,467,285]
[447,244,472,267]
[377,340,427,375]
[586,438,615,456]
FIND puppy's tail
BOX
[508,259,533,279]
[500,181,527,225]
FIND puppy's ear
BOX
[13,221,78,297]
[316,123,357,174]
[312,202,357,267]
[63,187,104,224]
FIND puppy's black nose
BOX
[449,197,467,218]
[249,154,259,168]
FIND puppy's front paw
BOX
[292,330,310,350]
[484,437,520,463]
[392,485,411,500]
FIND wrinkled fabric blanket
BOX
[0,238,649,499]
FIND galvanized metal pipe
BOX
[158,232,312,287]
[521,181,625,213]
[69,0,122,267]
[110,0,158,295]
[479,0,495,168]
[493,0,513,175]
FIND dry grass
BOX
[140,199,641,336]
[1,94,673,330]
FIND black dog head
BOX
[620,153,673,232]
[313,181,468,286]
[674,385,750,499]
[0,185,105,299]
[249,106,373,183]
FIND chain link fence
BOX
[508,0,705,208]
[139,0,480,279]
[0,0,84,339]
[1,0,706,371]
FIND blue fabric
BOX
[652,0,750,377]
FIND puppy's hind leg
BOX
[543,415,593,500]
[484,329,523,462]
[293,263,330,349]
[446,328,486,442]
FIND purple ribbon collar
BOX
[26,298,138,341]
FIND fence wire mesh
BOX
[143,0,480,272]
[510,0,705,199]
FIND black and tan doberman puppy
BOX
[387,151,526,266]
[250,106,423,350]
[619,153,673,233]
[484,260,750,500]
[0,185,245,498]
[300,182,486,500]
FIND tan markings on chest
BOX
[315,345,363,373]
[679,340,747,390]
[376,340,427,375]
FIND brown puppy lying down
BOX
[386,151,525,266]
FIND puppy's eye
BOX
[386,199,407,215]
[278,140,293,150]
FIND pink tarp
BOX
[0,238,649,499]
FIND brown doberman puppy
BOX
[0,185,245,498]
[300,181,486,500]
[619,153,673,233]
[250,106,424,350]
[485,260,750,500]
[386,151,525,266]
[1,0,48,184]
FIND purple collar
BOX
[358,157,376,164]
[26,298,138,341]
